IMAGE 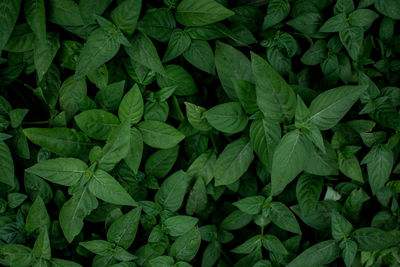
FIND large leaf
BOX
[175,0,235,27]
[107,207,141,249]
[26,158,87,186]
[215,41,253,99]
[75,109,120,141]
[214,137,254,186]
[251,52,296,122]
[287,240,340,267]
[352,227,400,251]
[89,169,136,206]
[169,227,201,261]
[155,170,190,211]
[24,0,46,42]
[75,25,121,79]
[270,202,301,234]
[296,173,323,216]
[361,145,394,195]
[137,120,185,149]
[204,102,248,134]
[59,185,98,243]
[110,0,142,35]
[0,141,14,187]
[34,32,61,81]
[308,85,367,130]
[249,118,281,171]
[271,130,307,196]
[374,0,400,20]
[97,120,131,171]
[0,0,21,53]
[23,128,92,157]
[125,32,165,75]
[118,84,144,125]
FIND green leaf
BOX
[118,84,144,125]
[0,141,14,187]
[0,0,21,53]
[201,241,221,267]
[214,137,254,186]
[155,171,190,212]
[89,169,136,206]
[175,0,235,27]
[287,13,323,35]
[23,127,92,157]
[124,127,143,174]
[296,173,323,216]
[110,0,142,35]
[304,140,339,176]
[340,240,357,267]
[79,240,114,256]
[183,40,215,75]
[107,207,141,249]
[251,52,296,122]
[157,65,197,96]
[34,32,60,82]
[26,158,87,187]
[79,0,112,24]
[205,102,248,134]
[374,0,400,20]
[137,8,176,43]
[338,146,364,183]
[270,202,301,234]
[95,80,125,112]
[186,177,208,215]
[75,25,121,79]
[169,227,201,261]
[163,216,199,236]
[233,196,265,215]
[339,26,363,60]
[262,0,290,30]
[3,24,35,53]
[351,227,400,251]
[137,120,185,149]
[48,0,84,26]
[187,150,216,184]
[215,41,253,100]
[287,240,340,267]
[149,256,174,267]
[25,196,50,233]
[319,13,348,32]
[250,118,281,171]
[32,230,51,260]
[361,145,394,195]
[0,244,34,267]
[331,212,353,240]
[262,235,288,255]
[145,146,179,178]
[97,120,131,171]
[300,40,327,66]
[163,29,191,63]
[75,109,119,140]
[60,185,98,243]
[231,235,262,254]
[220,210,252,230]
[308,85,367,130]
[24,0,46,42]
[185,102,212,131]
[271,130,307,196]
[348,9,379,28]
[233,79,258,114]
[125,32,165,76]
[59,75,87,120]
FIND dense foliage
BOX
[0,0,400,266]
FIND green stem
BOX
[221,249,234,265]
[15,79,35,91]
